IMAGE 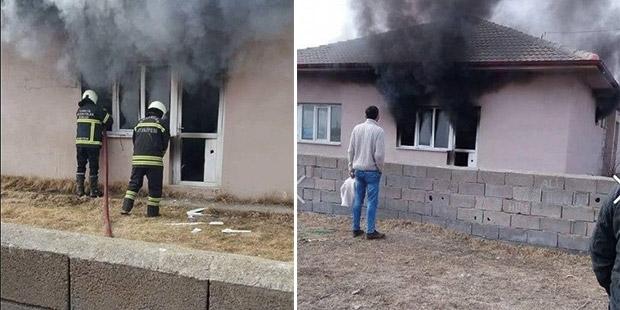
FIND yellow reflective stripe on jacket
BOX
[135,122,166,132]
[77,119,102,124]
[75,139,102,145]
[131,160,164,167]
[132,155,163,162]
[103,113,110,124]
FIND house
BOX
[297,18,620,176]
[1,29,293,200]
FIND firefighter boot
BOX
[89,176,103,198]
[146,205,160,217]
[121,198,134,215]
[76,174,85,197]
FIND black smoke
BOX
[1,0,292,88]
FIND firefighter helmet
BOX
[82,90,98,104]
[148,101,167,115]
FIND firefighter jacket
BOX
[132,116,170,167]
[591,186,620,309]
[75,98,113,147]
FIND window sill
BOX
[298,140,342,146]
[396,146,450,153]
[106,131,133,138]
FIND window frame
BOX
[297,103,342,145]
[397,107,454,152]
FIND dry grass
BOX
[1,175,293,206]
[0,188,293,261]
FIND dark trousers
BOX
[76,146,100,177]
[124,166,163,207]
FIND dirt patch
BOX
[0,189,293,261]
[298,213,607,309]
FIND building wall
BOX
[297,72,606,176]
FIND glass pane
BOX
[418,110,433,146]
[434,110,450,148]
[317,107,328,140]
[145,66,170,114]
[398,118,415,146]
[181,138,205,182]
[301,105,314,139]
[182,81,220,133]
[119,70,140,129]
[330,106,341,142]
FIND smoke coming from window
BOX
[1,0,292,88]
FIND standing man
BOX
[75,89,113,197]
[121,101,170,217]
[591,186,620,309]
[348,105,385,239]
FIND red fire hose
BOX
[102,132,113,237]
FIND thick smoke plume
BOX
[351,0,620,128]
[1,0,292,88]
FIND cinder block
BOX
[457,208,483,223]
[298,155,316,166]
[316,156,338,168]
[433,179,458,193]
[71,258,209,310]
[298,201,312,212]
[210,282,292,310]
[573,192,590,206]
[398,212,422,221]
[499,227,528,242]
[483,210,511,227]
[446,219,472,234]
[332,205,351,215]
[450,194,476,208]
[386,199,408,212]
[459,182,485,196]
[321,168,342,180]
[530,203,562,218]
[402,189,426,202]
[315,179,336,191]
[587,222,597,237]
[540,218,571,234]
[485,184,513,199]
[432,205,457,220]
[320,191,340,203]
[472,223,499,239]
[383,163,403,175]
[0,247,69,310]
[571,221,588,236]
[427,167,452,180]
[422,216,447,227]
[410,177,433,190]
[562,206,595,221]
[590,193,608,208]
[527,230,558,247]
[403,165,427,177]
[427,192,449,207]
[337,158,348,169]
[511,214,541,230]
[303,189,320,201]
[381,187,402,199]
[0,300,43,310]
[502,200,531,215]
[386,175,409,188]
[565,178,596,193]
[452,169,478,183]
[506,172,534,187]
[534,175,565,190]
[299,177,315,189]
[409,202,432,216]
[557,234,590,252]
[597,179,617,194]
[475,197,503,211]
[312,202,333,214]
[376,208,399,219]
[542,190,573,205]
[478,171,505,185]
[297,165,304,178]
[513,187,542,202]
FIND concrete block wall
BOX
[298,155,617,252]
[1,223,293,310]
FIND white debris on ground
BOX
[222,228,251,234]
[165,222,204,226]
[187,208,207,221]
[191,228,202,234]
[209,221,224,225]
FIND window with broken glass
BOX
[297,103,341,144]
[397,108,453,150]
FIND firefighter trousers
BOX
[76,146,100,178]
[123,166,163,207]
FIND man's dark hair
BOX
[365,106,379,120]
[147,108,164,119]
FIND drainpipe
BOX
[102,132,113,237]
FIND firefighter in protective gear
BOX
[121,101,170,217]
[76,89,113,197]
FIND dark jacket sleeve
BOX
[96,105,113,130]
[591,187,619,295]
[161,118,170,156]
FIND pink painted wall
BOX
[297,72,606,175]
[297,73,447,167]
